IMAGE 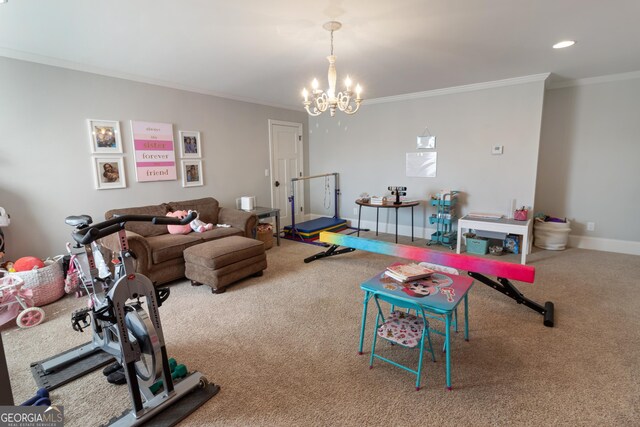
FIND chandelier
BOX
[302,21,362,117]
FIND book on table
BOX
[384,263,434,282]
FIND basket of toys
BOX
[256,223,274,250]
[9,256,65,306]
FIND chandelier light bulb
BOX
[301,21,363,117]
[344,75,352,90]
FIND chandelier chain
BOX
[330,30,334,56]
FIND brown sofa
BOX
[100,197,257,285]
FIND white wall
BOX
[307,78,546,238]
[537,77,640,253]
[0,57,307,259]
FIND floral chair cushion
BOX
[377,311,427,348]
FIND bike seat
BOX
[65,215,93,227]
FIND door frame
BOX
[268,119,305,218]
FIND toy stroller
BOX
[0,272,45,328]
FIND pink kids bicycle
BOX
[0,273,45,329]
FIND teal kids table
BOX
[359,267,473,390]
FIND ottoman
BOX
[184,236,267,294]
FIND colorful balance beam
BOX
[317,232,554,327]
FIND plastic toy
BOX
[0,273,45,328]
[188,210,213,233]
[13,256,45,272]
[166,210,192,235]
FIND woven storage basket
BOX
[12,257,65,306]
[256,223,274,250]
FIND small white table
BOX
[457,216,532,264]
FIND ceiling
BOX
[1,0,639,110]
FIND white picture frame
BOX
[88,119,123,154]
[406,152,437,177]
[417,135,436,149]
[181,159,203,187]
[178,130,202,158]
[93,156,126,190]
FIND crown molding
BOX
[546,70,640,90]
[0,47,301,112]
[365,73,551,105]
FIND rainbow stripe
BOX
[319,232,535,283]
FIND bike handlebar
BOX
[72,212,197,245]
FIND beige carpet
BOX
[2,233,639,426]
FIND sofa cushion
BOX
[167,198,219,226]
[147,233,202,264]
[197,226,243,241]
[105,204,169,237]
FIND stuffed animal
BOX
[166,210,192,235]
[188,210,214,233]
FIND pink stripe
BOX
[134,140,174,151]
[137,161,175,167]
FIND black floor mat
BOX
[30,342,115,391]
[104,381,220,426]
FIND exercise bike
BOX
[33,212,217,426]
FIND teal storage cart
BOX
[427,191,458,249]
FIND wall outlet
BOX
[264,169,269,177]
[587,222,595,231]
[492,145,504,155]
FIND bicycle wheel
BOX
[125,306,162,387]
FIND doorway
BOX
[268,120,304,227]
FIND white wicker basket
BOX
[11,257,65,306]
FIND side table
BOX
[245,206,281,246]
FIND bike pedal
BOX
[71,308,91,332]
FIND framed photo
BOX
[179,131,202,158]
[417,135,436,149]
[181,160,203,187]
[93,157,126,190]
[88,119,122,153]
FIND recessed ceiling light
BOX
[553,40,576,49]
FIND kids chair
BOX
[369,292,436,391]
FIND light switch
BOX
[492,145,504,155]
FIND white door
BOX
[269,120,304,226]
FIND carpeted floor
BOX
[2,232,639,426]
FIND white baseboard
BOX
[339,216,437,240]
[568,235,640,256]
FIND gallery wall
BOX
[307,77,546,239]
[536,76,640,253]
[0,57,307,259]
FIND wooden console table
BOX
[356,199,419,243]
[456,216,532,264]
